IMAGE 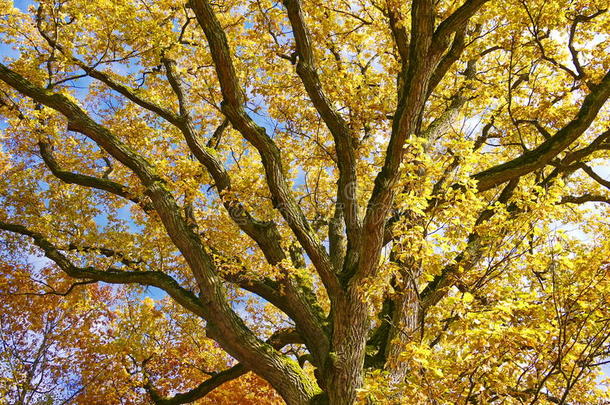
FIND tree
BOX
[0,262,114,404]
[0,0,610,402]
[0,261,284,405]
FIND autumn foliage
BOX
[1,0,610,403]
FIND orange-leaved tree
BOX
[0,260,283,404]
[1,0,610,403]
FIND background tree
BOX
[0,261,284,404]
[0,261,113,404]
[1,0,610,403]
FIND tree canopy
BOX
[1,0,610,403]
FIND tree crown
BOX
[1,0,610,403]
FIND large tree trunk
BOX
[324,291,370,405]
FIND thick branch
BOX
[0,221,207,317]
[358,0,437,280]
[386,3,410,64]
[560,194,610,204]
[147,328,302,405]
[427,24,468,96]
[148,364,247,405]
[38,141,151,210]
[0,63,164,183]
[329,201,346,272]
[433,0,489,45]
[473,69,610,191]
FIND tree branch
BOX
[427,23,468,96]
[386,3,410,64]
[146,328,301,404]
[515,119,552,139]
[38,141,151,211]
[0,221,207,317]
[65,243,144,268]
[40,11,289,271]
[283,0,361,246]
[560,194,610,205]
[35,6,180,125]
[147,364,247,405]
[358,0,438,280]
[560,129,610,167]
[473,69,610,191]
[433,0,489,45]
[420,178,519,309]
[190,0,340,300]
[579,163,610,190]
